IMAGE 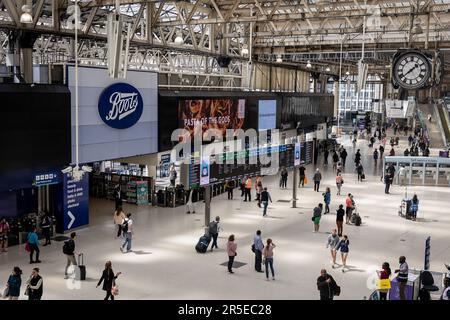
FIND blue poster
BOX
[200,155,210,186]
[33,170,61,187]
[62,173,89,232]
[294,143,301,166]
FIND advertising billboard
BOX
[258,100,277,130]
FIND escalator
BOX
[436,103,450,147]
[417,104,446,148]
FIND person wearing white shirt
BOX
[441,277,450,300]
[120,213,133,253]
[398,165,407,186]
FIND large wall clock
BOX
[392,50,432,90]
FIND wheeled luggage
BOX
[195,234,211,253]
[351,210,362,226]
[78,253,86,280]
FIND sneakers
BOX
[228,270,234,274]
[119,247,123,253]
[35,260,41,263]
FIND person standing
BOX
[26,267,43,300]
[410,194,419,221]
[40,213,52,246]
[313,169,322,192]
[255,177,263,207]
[336,173,343,196]
[389,148,395,156]
[208,216,221,251]
[225,180,234,200]
[185,188,197,214]
[337,235,350,272]
[379,145,384,158]
[114,185,122,210]
[354,149,361,166]
[260,187,273,217]
[332,151,339,171]
[64,232,78,279]
[323,187,331,214]
[298,165,306,187]
[394,256,409,300]
[317,269,338,300]
[0,218,10,252]
[336,205,345,237]
[169,164,177,186]
[244,177,252,202]
[326,229,340,267]
[357,163,364,182]
[398,165,407,186]
[6,266,22,300]
[384,173,392,194]
[263,239,276,281]
[96,261,121,300]
[120,213,133,253]
[345,194,354,224]
[27,227,41,264]
[373,149,379,163]
[113,206,126,237]
[441,277,450,300]
[340,148,348,167]
[377,262,392,300]
[253,230,264,273]
[280,167,288,189]
[312,203,323,233]
[226,235,237,274]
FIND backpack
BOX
[63,239,75,255]
[122,219,129,233]
[208,221,218,234]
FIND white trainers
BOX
[119,247,123,253]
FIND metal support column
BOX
[204,185,211,227]
[436,162,439,185]
[292,167,297,208]
[422,162,426,185]
[409,161,412,185]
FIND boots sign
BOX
[98,83,144,129]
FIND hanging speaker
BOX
[216,55,232,68]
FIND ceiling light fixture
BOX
[20,1,33,24]
[241,44,249,56]
[325,67,331,72]
[306,60,312,68]
[174,31,184,45]
[276,55,282,63]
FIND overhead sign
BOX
[98,82,144,129]
[294,143,301,166]
[33,171,61,187]
[61,173,89,232]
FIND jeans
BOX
[228,255,235,272]
[227,189,233,199]
[122,232,132,251]
[336,183,342,195]
[385,182,391,193]
[314,181,320,192]
[262,201,268,216]
[65,254,77,276]
[244,189,251,201]
[265,258,275,279]
[325,203,329,213]
[398,281,407,300]
[210,233,218,250]
[255,250,262,271]
[29,244,40,262]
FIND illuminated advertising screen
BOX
[179,99,245,139]
[258,100,277,130]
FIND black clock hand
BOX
[403,63,419,77]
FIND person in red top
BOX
[345,194,354,224]
[0,218,10,252]
[377,262,392,300]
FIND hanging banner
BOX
[200,153,210,186]
[61,173,89,232]
[294,143,301,166]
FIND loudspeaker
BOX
[216,55,232,68]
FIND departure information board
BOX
[301,141,314,165]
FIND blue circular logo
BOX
[98,83,143,129]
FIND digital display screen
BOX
[258,100,277,130]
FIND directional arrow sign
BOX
[67,211,75,230]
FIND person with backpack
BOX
[317,269,339,300]
[253,230,264,273]
[336,173,343,196]
[64,232,78,279]
[263,239,276,281]
[113,206,126,237]
[40,212,52,246]
[322,187,331,214]
[5,266,22,300]
[260,187,273,217]
[120,213,133,253]
[377,262,392,300]
[312,203,323,233]
[326,229,340,267]
[27,227,41,264]
[97,261,121,300]
[209,216,221,252]
[337,235,350,272]
[336,205,345,237]
[298,165,306,187]
[0,218,10,252]
[26,267,43,300]
[226,235,237,274]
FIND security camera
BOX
[61,166,73,174]
[81,165,93,173]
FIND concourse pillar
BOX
[292,167,297,208]
[204,185,211,227]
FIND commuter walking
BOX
[337,235,350,272]
[253,230,264,273]
[255,177,263,207]
[113,206,126,238]
[63,232,78,279]
[120,213,133,253]
[280,167,288,189]
[169,164,177,186]
[354,149,361,166]
[373,149,379,163]
[260,187,273,217]
[395,256,409,300]
[317,269,339,300]
[323,187,331,214]
[263,239,276,281]
[40,212,52,246]
[298,165,306,187]
[313,169,322,192]
[345,194,354,224]
[340,148,348,166]
[5,266,22,300]
[0,218,10,252]
[379,145,384,158]
[225,180,234,200]
[357,163,364,182]
[398,165,407,186]
[96,261,121,300]
[312,203,323,233]
[185,188,197,214]
[326,229,340,267]
[384,173,392,194]
[27,227,41,264]
[336,173,343,196]
[336,205,345,236]
[26,267,43,300]
[113,185,122,210]
[323,148,329,165]
[377,262,392,300]
[332,152,339,171]
[226,235,237,274]
[208,216,221,251]
[244,177,252,201]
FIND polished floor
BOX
[1,131,449,300]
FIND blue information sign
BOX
[62,173,89,232]
[33,171,61,187]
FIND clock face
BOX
[393,52,431,90]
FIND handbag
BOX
[377,279,391,290]
[2,286,9,298]
[25,241,31,252]
[334,285,341,296]
[111,281,119,296]
[311,216,315,221]
[24,287,30,296]
[304,176,308,184]
[251,244,256,253]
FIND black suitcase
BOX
[195,235,211,253]
[78,253,86,280]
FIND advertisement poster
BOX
[61,173,89,232]
[200,154,210,186]
[258,100,277,130]
[179,99,245,139]
[294,143,301,166]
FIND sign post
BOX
[292,142,301,208]
[204,185,211,227]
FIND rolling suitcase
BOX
[78,253,86,280]
[195,234,211,253]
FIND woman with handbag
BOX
[377,262,392,300]
[226,235,237,274]
[5,267,22,300]
[97,261,121,300]
[113,206,126,238]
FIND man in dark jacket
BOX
[340,148,347,166]
[317,269,338,300]
[260,188,272,217]
[313,169,322,192]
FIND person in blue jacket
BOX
[6,266,22,300]
[410,194,419,221]
[323,187,331,214]
[27,227,41,264]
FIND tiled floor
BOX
[1,131,449,300]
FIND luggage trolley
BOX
[398,187,413,219]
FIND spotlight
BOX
[306,60,312,68]
[174,31,184,45]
